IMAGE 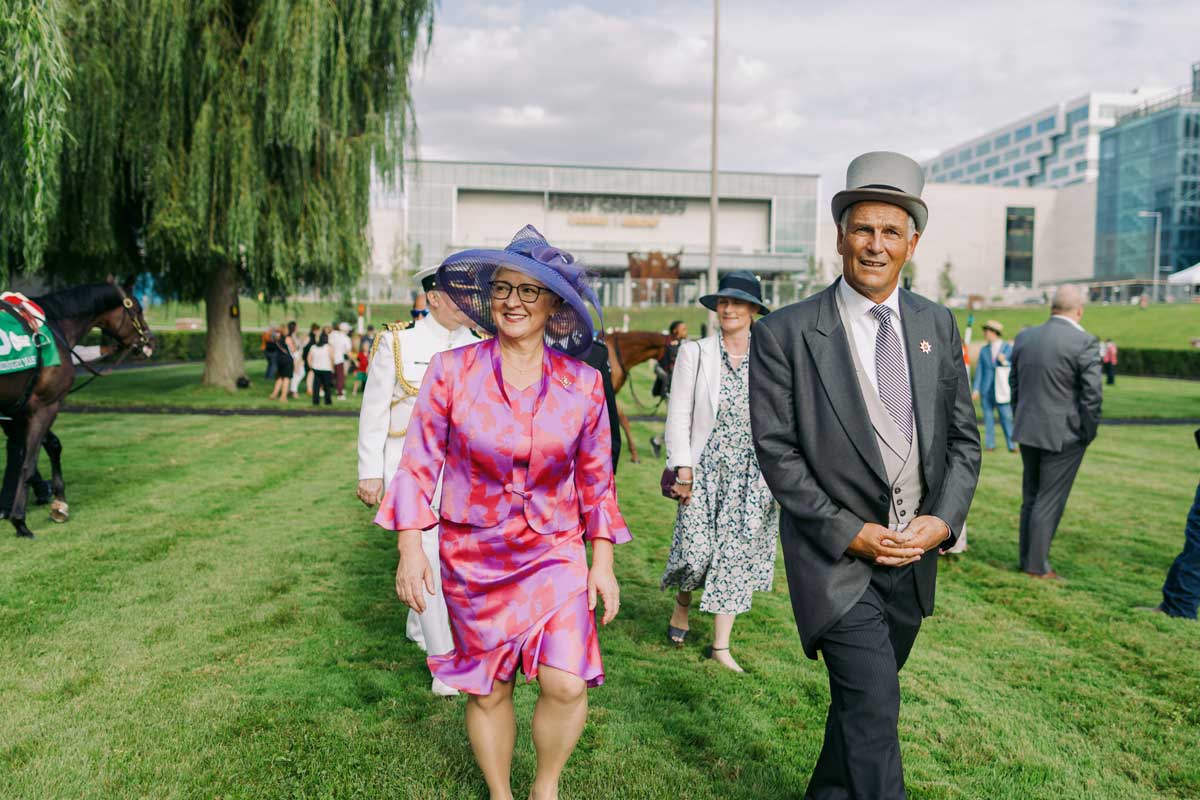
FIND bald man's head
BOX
[1051,284,1086,321]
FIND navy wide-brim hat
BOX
[436,225,602,358]
[699,270,769,314]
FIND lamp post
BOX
[706,0,719,332]
[1137,210,1162,303]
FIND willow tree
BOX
[0,0,71,273]
[45,0,433,387]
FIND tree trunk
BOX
[201,262,246,389]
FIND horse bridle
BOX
[111,283,154,355]
[64,284,153,389]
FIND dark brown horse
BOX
[0,281,154,537]
[605,331,668,464]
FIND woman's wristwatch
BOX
[673,469,693,486]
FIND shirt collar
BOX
[419,313,454,338]
[837,275,901,321]
[1051,313,1084,332]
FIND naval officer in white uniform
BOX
[356,266,477,696]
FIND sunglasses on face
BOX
[489,280,550,303]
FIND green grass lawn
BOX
[64,361,1200,422]
[0,410,1197,798]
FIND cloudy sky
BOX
[410,1,1198,205]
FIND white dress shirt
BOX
[836,277,909,396]
[1052,313,1085,332]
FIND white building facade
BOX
[367,160,820,302]
[924,91,1162,189]
[827,181,1096,301]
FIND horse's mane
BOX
[31,284,123,321]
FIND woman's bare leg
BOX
[529,665,588,800]
[711,613,743,672]
[465,679,516,800]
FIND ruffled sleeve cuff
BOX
[582,494,632,544]
[373,468,440,532]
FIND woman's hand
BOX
[395,530,434,613]
[673,467,694,505]
[588,540,620,625]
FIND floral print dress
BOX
[660,336,778,615]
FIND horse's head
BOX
[96,278,155,358]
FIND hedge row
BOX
[79,331,1200,379]
[81,330,266,362]
[1117,348,1200,380]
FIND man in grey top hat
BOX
[750,151,981,799]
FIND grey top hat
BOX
[830,151,929,233]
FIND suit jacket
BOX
[583,340,622,471]
[971,340,1013,403]
[374,338,631,544]
[749,279,981,658]
[1009,316,1103,452]
[664,336,719,470]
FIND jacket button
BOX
[878,494,888,503]
[899,510,907,517]
[894,487,902,495]
[896,499,903,507]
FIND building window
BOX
[1025,141,1043,154]
[995,133,1011,148]
[1075,160,1090,173]
[1005,148,1020,162]
[1077,124,1089,137]
[1051,166,1070,180]
[950,169,964,180]
[985,156,1000,168]
[942,156,955,168]
[1014,160,1032,172]
[975,175,989,184]
[1066,106,1089,127]
[1036,116,1056,133]
[994,167,1011,179]
[967,162,981,174]
[1004,207,1035,286]
[1014,125,1033,142]
[976,142,992,156]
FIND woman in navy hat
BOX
[660,270,779,672]
[375,225,631,800]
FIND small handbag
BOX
[660,467,677,498]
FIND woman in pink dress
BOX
[376,225,630,800]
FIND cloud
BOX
[410,0,1200,206]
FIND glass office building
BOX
[1095,69,1200,279]
[924,91,1160,189]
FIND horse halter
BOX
[111,283,154,355]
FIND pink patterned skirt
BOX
[430,512,604,695]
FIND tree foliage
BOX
[45,0,433,301]
[939,258,956,303]
[0,0,71,272]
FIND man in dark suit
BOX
[583,336,622,472]
[750,151,981,800]
[1009,284,1103,578]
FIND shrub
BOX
[1118,348,1200,380]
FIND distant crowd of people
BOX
[261,321,375,404]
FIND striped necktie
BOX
[868,304,913,444]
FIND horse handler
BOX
[356,265,477,697]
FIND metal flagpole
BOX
[707,0,720,332]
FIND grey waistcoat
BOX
[835,292,925,527]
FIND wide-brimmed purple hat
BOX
[437,225,601,358]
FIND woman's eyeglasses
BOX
[489,281,550,303]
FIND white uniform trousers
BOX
[403,526,454,656]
